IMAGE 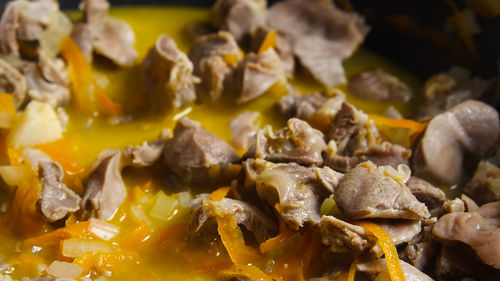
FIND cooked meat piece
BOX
[231,48,286,104]
[377,219,421,245]
[76,0,137,67]
[244,118,326,166]
[70,22,93,62]
[325,142,411,173]
[433,201,500,269]
[39,53,69,87]
[24,64,69,108]
[80,150,129,221]
[269,0,369,87]
[464,161,500,205]
[327,102,379,155]
[212,0,267,41]
[441,198,466,214]
[416,66,496,121]
[123,139,166,167]
[348,68,412,102]
[406,176,447,210]
[229,111,260,150]
[320,215,377,254]
[188,32,241,101]
[335,161,430,220]
[163,118,240,184]
[142,35,200,110]
[435,244,498,281]
[0,0,66,55]
[0,58,27,109]
[461,194,479,212]
[23,149,81,222]
[314,166,344,193]
[243,159,339,229]
[189,196,277,243]
[401,218,438,272]
[357,259,434,281]
[413,100,500,185]
[250,26,294,77]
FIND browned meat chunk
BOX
[325,142,411,173]
[327,102,379,155]
[0,0,70,55]
[244,118,327,166]
[0,58,27,109]
[76,0,138,66]
[80,149,128,221]
[269,0,369,87]
[320,215,377,254]
[348,68,412,102]
[406,176,447,210]
[357,259,434,281]
[243,159,340,229]
[250,26,294,77]
[464,161,500,205]
[413,100,500,185]
[189,195,277,243]
[433,201,500,269]
[188,32,242,101]
[231,48,286,104]
[212,0,267,42]
[163,118,239,185]
[335,161,430,220]
[142,35,200,110]
[416,66,496,121]
[23,149,81,222]
[229,111,260,150]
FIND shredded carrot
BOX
[259,227,295,254]
[448,0,476,53]
[208,186,231,201]
[34,138,84,174]
[348,259,358,281]
[216,214,262,265]
[220,264,273,281]
[368,114,427,143]
[59,37,122,116]
[354,221,406,281]
[73,251,138,274]
[25,221,92,246]
[258,29,277,54]
[116,221,151,250]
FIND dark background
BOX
[0,0,498,79]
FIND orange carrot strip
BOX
[368,114,426,133]
[220,264,273,281]
[116,221,151,250]
[208,186,231,201]
[60,37,121,116]
[25,221,92,246]
[348,259,358,281]
[216,214,262,265]
[259,227,295,254]
[354,221,406,281]
[258,30,277,54]
[35,138,84,174]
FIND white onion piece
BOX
[0,166,24,187]
[88,218,119,241]
[61,239,113,258]
[47,261,84,279]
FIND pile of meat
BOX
[0,0,499,281]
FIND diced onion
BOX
[88,218,119,241]
[0,166,24,187]
[149,191,178,221]
[176,191,192,208]
[47,261,84,279]
[7,101,63,148]
[61,238,113,258]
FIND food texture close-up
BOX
[0,0,499,280]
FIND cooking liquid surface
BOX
[0,6,422,281]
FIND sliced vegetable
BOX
[259,227,295,254]
[0,166,24,187]
[0,92,15,128]
[59,37,122,116]
[258,29,277,54]
[7,101,63,149]
[208,186,231,201]
[117,221,151,250]
[62,238,114,258]
[47,261,84,279]
[149,190,178,221]
[368,114,427,144]
[354,221,406,281]
[348,259,358,281]
[220,264,273,281]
